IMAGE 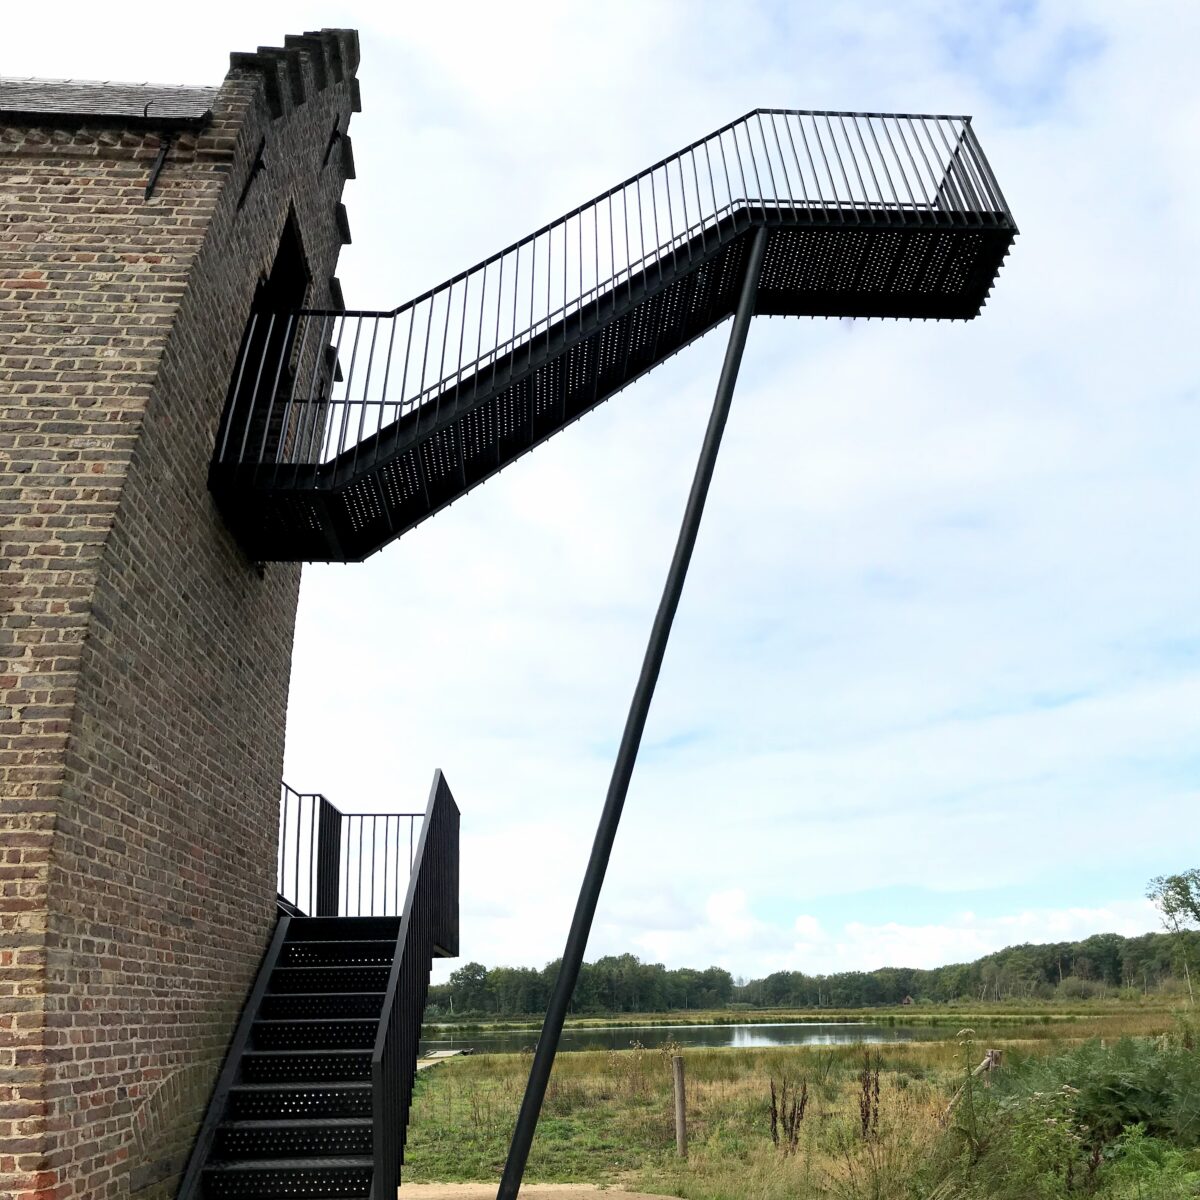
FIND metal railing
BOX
[277,783,424,917]
[373,769,460,1198]
[216,109,1013,481]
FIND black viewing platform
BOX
[211,110,1016,562]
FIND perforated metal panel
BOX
[259,993,383,1021]
[214,1119,372,1161]
[268,966,390,993]
[202,1159,373,1198]
[240,1051,372,1084]
[227,1085,373,1122]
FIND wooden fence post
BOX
[672,1055,687,1159]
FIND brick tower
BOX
[0,30,359,1199]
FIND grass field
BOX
[405,1007,1200,1199]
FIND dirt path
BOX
[401,1185,669,1200]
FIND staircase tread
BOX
[272,960,388,969]
[243,1049,372,1057]
[254,1017,380,1024]
[230,1081,372,1091]
[219,1113,369,1123]
[203,1155,373,1170]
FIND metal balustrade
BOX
[211,108,1015,561]
[277,783,423,917]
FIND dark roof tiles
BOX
[0,77,217,125]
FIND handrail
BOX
[278,782,424,917]
[371,770,460,1200]
[215,109,1015,479]
[175,913,292,1200]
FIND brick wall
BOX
[0,30,358,1199]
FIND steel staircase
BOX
[210,109,1016,563]
[178,774,459,1200]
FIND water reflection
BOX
[420,1020,942,1056]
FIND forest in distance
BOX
[426,928,1200,1018]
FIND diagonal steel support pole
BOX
[497,226,769,1200]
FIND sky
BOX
[10,1,1199,983]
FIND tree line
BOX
[427,929,1200,1018]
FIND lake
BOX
[420,1020,947,1055]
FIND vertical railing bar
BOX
[309,315,344,482]
[357,815,365,917]
[341,815,350,917]
[740,120,766,213]
[217,312,258,463]
[804,116,837,222]
[675,156,693,264]
[938,117,984,219]
[621,186,634,301]
[456,274,471,404]
[926,117,974,223]
[917,115,959,214]
[350,316,381,476]
[296,312,331,472]
[437,280,455,426]
[822,114,856,222]
[490,253,505,395]
[714,131,735,225]
[393,308,415,424]
[699,142,718,247]
[728,126,750,228]
[691,148,705,254]
[781,113,810,213]
[959,128,998,217]
[902,116,946,220]
[471,263,488,404]
[334,317,364,461]
[848,115,885,212]
[606,194,617,313]
[835,114,874,219]
[753,112,780,210]
[372,315,399,463]
[511,241,520,376]
[528,234,537,360]
[963,121,1010,220]
[310,795,318,915]
[279,785,289,902]
[236,313,276,461]
[274,314,313,474]
[946,119,992,220]
[766,113,795,210]
[416,298,436,421]
[865,116,904,214]
[648,168,663,284]
[890,117,928,214]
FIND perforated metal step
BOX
[259,993,384,1021]
[213,1118,372,1161]
[251,1019,379,1052]
[240,1050,373,1085]
[226,1083,373,1122]
[278,939,396,967]
[201,1156,373,1198]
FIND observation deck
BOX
[211,109,1016,562]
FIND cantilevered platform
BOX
[211,110,1016,562]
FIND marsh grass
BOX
[403,1011,1196,1199]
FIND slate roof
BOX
[0,77,217,126]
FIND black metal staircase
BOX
[210,109,1017,563]
[179,773,459,1200]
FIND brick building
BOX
[1,30,359,1199]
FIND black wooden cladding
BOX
[177,772,460,1200]
[211,109,1016,563]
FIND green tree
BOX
[1148,869,1200,1004]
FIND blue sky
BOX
[13,0,1199,981]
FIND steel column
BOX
[496,225,769,1200]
